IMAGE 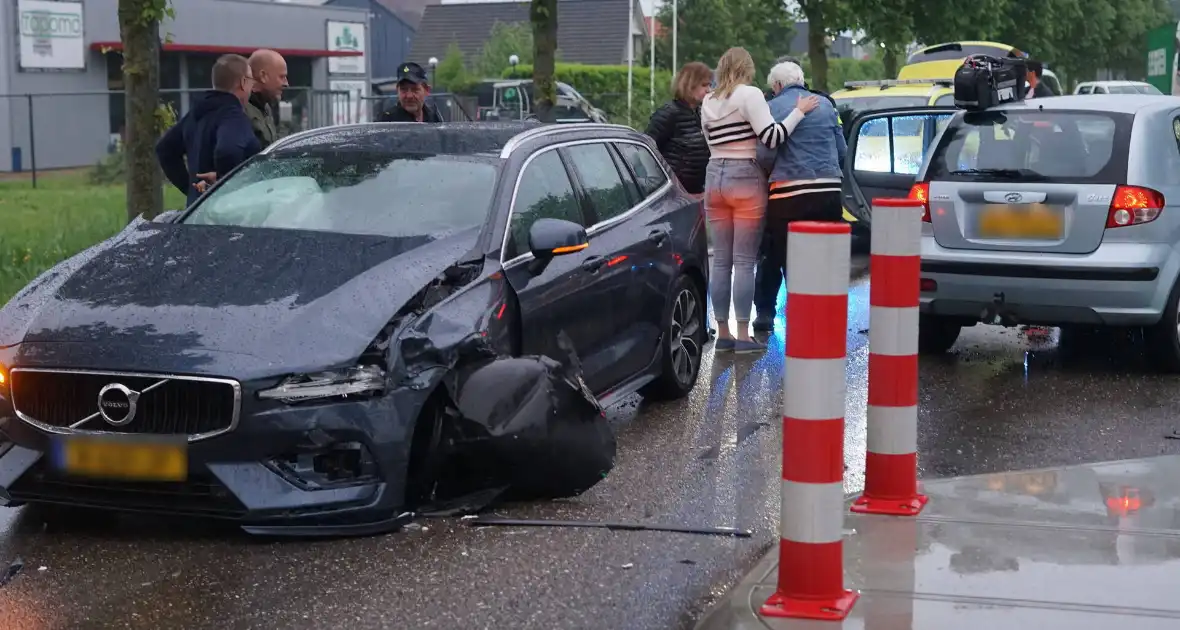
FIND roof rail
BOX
[499,122,635,157]
[261,123,374,154]
[843,78,954,89]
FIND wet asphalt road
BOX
[5,259,1180,630]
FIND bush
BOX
[503,63,675,129]
[89,102,177,185]
[90,149,127,185]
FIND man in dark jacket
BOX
[378,62,443,123]
[245,49,288,149]
[156,54,261,207]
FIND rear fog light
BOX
[920,278,937,292]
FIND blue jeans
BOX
[704,159,767,326]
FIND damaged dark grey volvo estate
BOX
[0,122,710,535]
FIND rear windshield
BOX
[1106,84,1162,95]
[906,44,1020,64]
[926,110,1132,184]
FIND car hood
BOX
[0,220,482,379]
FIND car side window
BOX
[852,114,952,175]
[506,150,584,261]
[608,145,643,205]
[615,142,667,198]
[1078,85,1092,95]
[565,143,634,224]
[1163,116,1180,186]
[933,93,956,106]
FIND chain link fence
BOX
[0,87,352,186]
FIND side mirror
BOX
[154,209,182,223]
[528,218,588,259]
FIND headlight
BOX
[258,365,385,403]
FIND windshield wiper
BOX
[950,168,1048,180]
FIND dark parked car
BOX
[0,122,710,535]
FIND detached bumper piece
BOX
[440,355,617,502]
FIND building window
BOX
[106,51,182,138]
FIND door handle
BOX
[647,229,669,245]
[581,255,607,273]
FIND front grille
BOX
[8,461,247,518]
[10,370,239,439]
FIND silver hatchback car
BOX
[843,95,1180,371]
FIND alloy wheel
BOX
[669,288,702,385]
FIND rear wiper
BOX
[950,168,1048,180]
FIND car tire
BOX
[404,395,451,508]
[918,313,962,354]
[1146,279,1180,373]
[641,274,707,401]
[850,223,871,254]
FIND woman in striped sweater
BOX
[701,47,818,353]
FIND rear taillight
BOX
[1106,185,1164,229]
[909,182,930,222]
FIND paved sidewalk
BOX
[696,454,1180,629]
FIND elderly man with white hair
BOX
[751,60,847,330]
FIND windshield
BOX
[927,110,1131,184]
[184,152,499,238]
[837,94,930,127]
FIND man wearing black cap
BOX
[378,62,443,123]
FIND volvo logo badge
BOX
[1005,192,1023,203]
[97,383,140,426]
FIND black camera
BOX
[953,55,1029,110]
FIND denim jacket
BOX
[756,85,847,182]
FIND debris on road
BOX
[621,563,634,569]
[0,557,24,588]
[466,517,753,538]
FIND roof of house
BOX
[375,0,430,29]
[409,0,640,68]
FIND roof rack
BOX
[843,78,954,89]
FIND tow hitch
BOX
[980,292,1019,326]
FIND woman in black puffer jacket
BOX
[645,62,713,195]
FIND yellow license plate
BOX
[56,437,187,482]
[978,204,1063,239]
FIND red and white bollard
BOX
[761,221,858,621]
[852,198,928,516]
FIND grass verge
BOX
[0,172,185,304]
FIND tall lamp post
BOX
[672,0,677,72]
[509,54,520,74]
[428,57,439,86]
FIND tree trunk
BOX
[804,8,829,92]
[882,45,900,79]
[119,0,163,222]
[530,0,558,122]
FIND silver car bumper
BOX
[917,240,1179,326]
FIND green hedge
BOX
[503,63,675,128]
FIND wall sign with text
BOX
[327,20,367,75]
[18,0,86,71]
